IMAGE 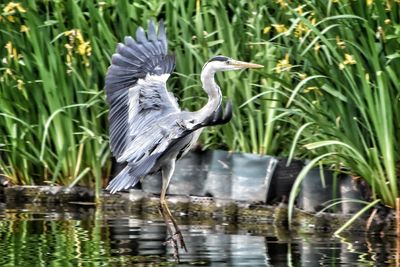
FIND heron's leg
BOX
[160,160,175,210]
[158,203,180,261]
[158,161,173,232]
[159,160,187,252]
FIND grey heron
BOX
[105,20,263,259]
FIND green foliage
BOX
[264,1,400,207]
[165,0,291,154]
[0,1,114,191]
[0,0,287,189]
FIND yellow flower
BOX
[339,54,357,70]
[295,5,304,16]
[20,25,29,33]
[76,31,85,44]
[298,73,307,80]
[304,86,323,96]
[276,0,288,8]
[4,2,15,13]
[336,36,346,49]
[366,0,373,6]
[5,42,18,59]
[4,2,27,13]
[295,22,307,38]
[64,29,92,67]
[64,43,73,50]
[66,53,72,65]
[384,19,391,24]
[314,42,321,52]
[263,26,271,34]
[77,43,86,55]
[15,3,26,13]
[17,79,24,90]
[4,68,13,76]
[5,42,12,54]
[7,15,15,23]
[272,24,288,33]
[64,29,92,56]
[343,54,356,65]
[275,54,292,73]
[86,46,92,56]
[78,41,91,56]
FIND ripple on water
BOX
[0,206,396,266]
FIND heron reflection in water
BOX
[105,20,263,260]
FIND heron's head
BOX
[203,55,264,73]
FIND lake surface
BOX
[0,203,398,266]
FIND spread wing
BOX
[105,20,179,160]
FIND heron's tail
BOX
[106,166,136,194]
[106,153,160,194]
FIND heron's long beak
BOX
[230,60,264,69]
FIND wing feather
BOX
[104,20,203,193]
[111,54,140,68]
[105,20,179,165]
[135,27,147,43]
[147,21,157,42]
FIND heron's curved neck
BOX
[197,67,222,121]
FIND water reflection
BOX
[0,204,398,266]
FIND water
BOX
[0,204,398,266]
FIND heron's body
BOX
[104,20,262,259]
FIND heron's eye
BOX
[226,60,232,65]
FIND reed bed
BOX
[165,0,292,154]
[259,1,400,209]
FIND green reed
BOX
[260,1,399,209]
[165,0,291,154]
[0,1,115,200]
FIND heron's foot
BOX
[163,230,187,262]
[159,199,188,261]
[166,230,187,252]
[163,234,180,262]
